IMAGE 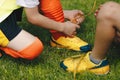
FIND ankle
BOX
[89,53,101,64]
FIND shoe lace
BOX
[73,0,96,79]
[73,54,86,80]
[85,0,96,17]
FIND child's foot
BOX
[60,52,110,75]
[50,36,91,52]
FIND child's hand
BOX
[64,10,85,24]
[61,21,80,37]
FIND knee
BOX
[1,38,44,60]
[21,38,44,60]
[0,38,44,60]
[97,1,119,20]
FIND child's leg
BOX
[39,0,91,52]
[92,1,120,60]
[1,30,43,60]
[39,0,65,40]
[7,30,36,51]
[60,1,120,75]
[0,10,43,60]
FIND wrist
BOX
[57,23,64,32]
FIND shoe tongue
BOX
[85,52,98,66]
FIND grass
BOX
[1,0,120,80]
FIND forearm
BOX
[31,14,63,31]
[24,7,80,37]
[24,7,63,32]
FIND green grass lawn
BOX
[1,0,120,80]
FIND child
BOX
[0,0,90,60]
[60,1,120,75]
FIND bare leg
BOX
[91,2,120,60]
[60,2,120,74]
[7,29,36,51]
[2,29,43,60]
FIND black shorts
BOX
[0,8,23,47]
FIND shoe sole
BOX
[50,40,91,52]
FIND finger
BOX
[76,17,84,24]
[76,13,84,24]
[94,9,100,17]
[71,15,84,24]
[94,5,103,17]
[73,31,77,35]
[76,24,80,29]
[78,10,84,15]
[68,34,74,38]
